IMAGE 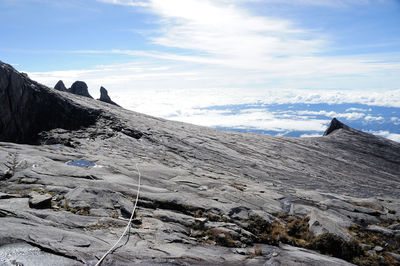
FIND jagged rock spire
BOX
[54,80,67,92]
[69,81,93,98]
[323,118,350,136]
[98,86,120,106]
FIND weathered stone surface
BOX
[69,81,93,98]
[308,208,353,241]
[54,80,67,92]
[98,86,119,106]
[267,244,355,265]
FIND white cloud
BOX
[167,108,329,133]
[97,0,149,7]
[28,60,400,112]
[391,117,400,125]
[370,130,400,143]
[345,107,368,112]
[92,0,400,84]
[296,110,365,120]
[300,133,322,138]
[364,115,384,121]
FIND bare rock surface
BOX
[0,60,399,265]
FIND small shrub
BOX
[229,183,247,191]
[309,233,363,261]
[110,211,119,219]
[287,217,310,239]
[247,247,263,259]
[206,229,239,247]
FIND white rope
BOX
[95,163,141,266]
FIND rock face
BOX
[98,86,119,106]
[0,61,100,144]
[323,117,350,136]
[69,81,93,98]
[54,80,67,92]
[0,61,399,265]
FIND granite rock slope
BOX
[0,61,399,265]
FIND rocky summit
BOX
[54,80,68,92]
[98,86,120,107]
[69,81,93,99]
[0,60,399,266]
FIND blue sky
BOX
[1,0,400,140]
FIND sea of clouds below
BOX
[109,88,400,142]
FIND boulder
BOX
[98,86,119,106]
[29,192,52,209]
[69,81,93,98]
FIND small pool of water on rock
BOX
[66,159,96,168]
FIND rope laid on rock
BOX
[95,163,141,266]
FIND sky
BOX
[0,0,399,140]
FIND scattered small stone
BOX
[360,244,372,250]
[374,246,384,252]
[199,186,208,191]
[28,192,52,209]
[235,248,249,255]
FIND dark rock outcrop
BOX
[98,86,119,106]
[69,81,93,98]
[0,61,100,144]
[323,118,350,136]
[54,80,68,92]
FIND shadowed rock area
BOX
[0,62,100,144]
[0,61,399,265]
[69,81,93,98]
